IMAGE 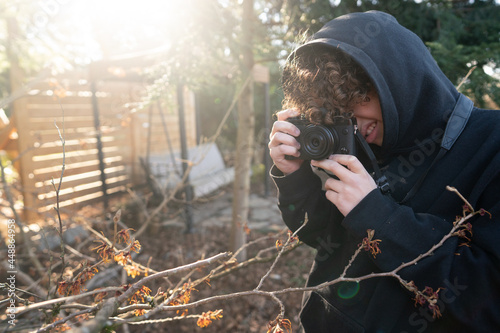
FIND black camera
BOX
[286,117,356,160]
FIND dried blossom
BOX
[69,280,85,295]
[130,240,141,253]
[413,293,427,307]
[94,291,108,303]
[360,229,382,258]
[428,303,442,318]
[116,228,134,244]
[410,284,443,319]
[79,266,98,283]
[57,281,69,296]
[267,318,292,333]
[479,208,492,218]
[93,241,113,263]
[288,230,299,243]
[462,204,473,216]
[453,222,473,241]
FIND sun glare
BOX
[67,0,191,60]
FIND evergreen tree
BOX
[275,0,500,107]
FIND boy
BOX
[269,11,500,332]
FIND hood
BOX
[293,11,460,157]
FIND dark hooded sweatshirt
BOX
[271,11,500,333]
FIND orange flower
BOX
[124,265,141,279]
[168,284,196,315]
[114,252,131,266]
[57,281,69,296]
[197,314,212,328]
[196,310,223,328]
[130,285,152,305]
[134,309,146,316]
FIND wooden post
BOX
[7,17,38,221]
[231,0,255,261]
[12,97,37,221]
[263,81,271,197]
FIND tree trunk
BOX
[231,0,255,262]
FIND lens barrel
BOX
[300,125,338,160]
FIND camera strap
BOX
[399,94,474,204]
[354,130,391,194]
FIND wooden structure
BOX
[1,65,197,220]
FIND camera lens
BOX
[301,125,338,160]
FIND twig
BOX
[39,226,53,300]
[255,215,308,292]
[446,185,474,212]
[12,184,486,333]
[340,246,363,278]
[36,307,94,333]
[14,286,124,312]
[208,74,252,143]
[68,252,231,333]
[456,66,476,91]
[208,241,302,281]
[133,289,282,324]
[0,262,47,298]
[52,119,67,297]
[117,252,230,303]
[132,161,193,239]
[112,313,206,325]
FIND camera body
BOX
[286,116,356,160]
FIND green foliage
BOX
[277,0,500,108]
[426,0,500,107]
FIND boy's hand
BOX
[311,155,377,216]
[268,109,304,175]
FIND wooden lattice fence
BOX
[1,72,197,220]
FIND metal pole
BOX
[177,84,194,233]
[90,81,109,210]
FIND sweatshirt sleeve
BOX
[342,181,500,328]
[271,163,345,248]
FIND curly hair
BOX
[281,47,373,125]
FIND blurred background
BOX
[0,1,499,331]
